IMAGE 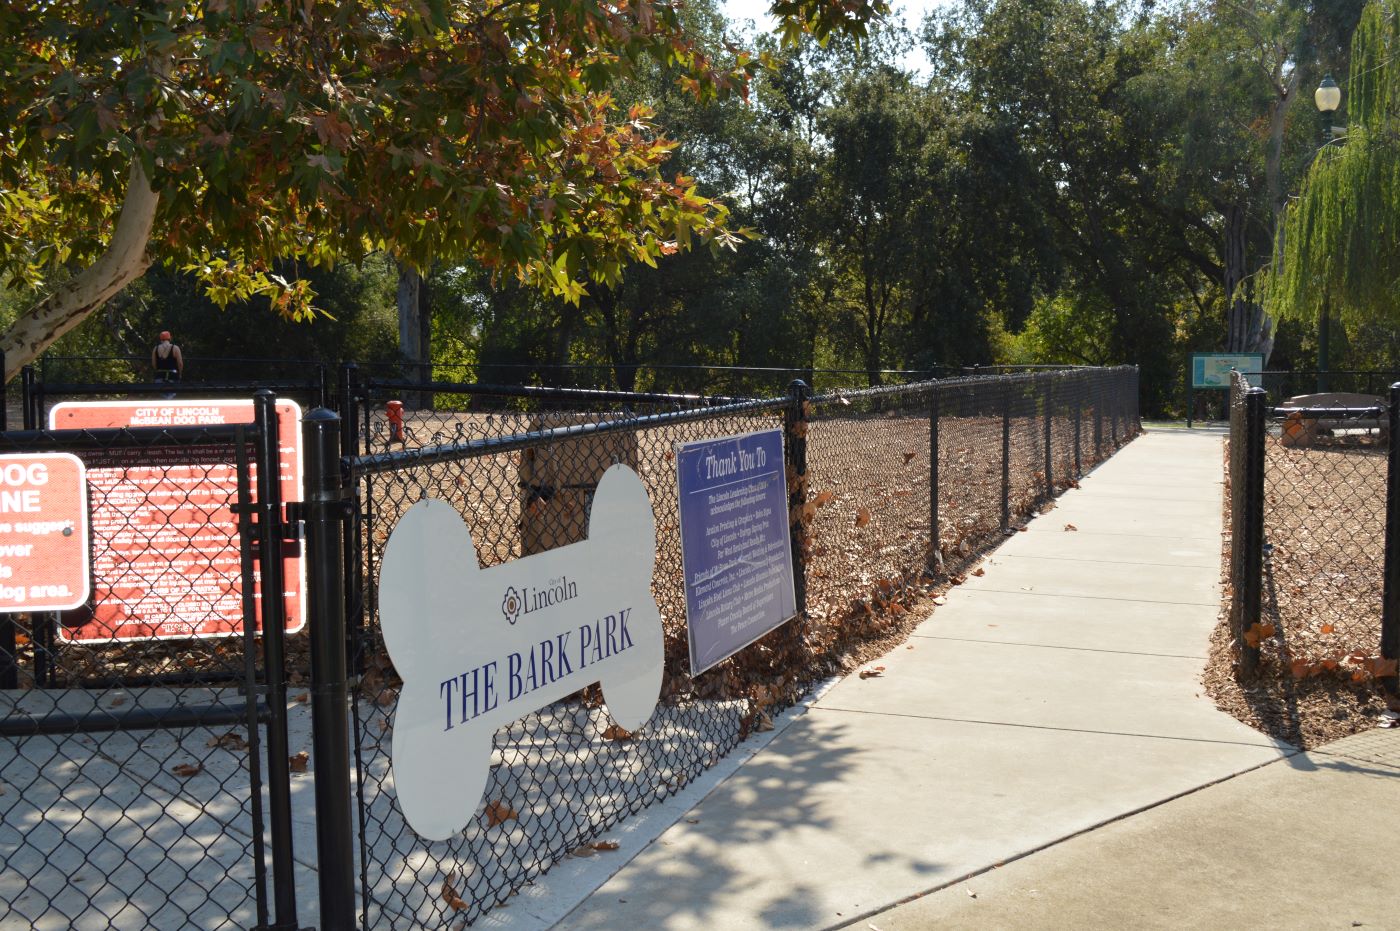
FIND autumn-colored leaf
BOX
[858,666,885,680]
[108,695,127,708]
[441,872,468,912]
[484,800,518,827]
[1320,623,1335,634]
[171,762,203,778]
[1369,657,1399,678]
[1064,523,1077,531]
[589,840,620,851]
[902,450,918,465]
[855,507,871,528]
[971,567,985,577]
[601,723,633,741]
[814,489,836,507]
[294,691,309,704]
[1290,659,1311,679]
[207,730,249,751]
[1243,622,1274,649]
[289,751,309,773]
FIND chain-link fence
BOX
[1226,372,1400,685]
[342,365,1140,928]
[0,366,1140,930]
[0,398,301,930]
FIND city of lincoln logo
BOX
[501,587,522,624]
[502,577,579,625]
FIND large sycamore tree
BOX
[0,0,880,382]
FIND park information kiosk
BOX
[1188,352,1264,427]
[675,428,798,674]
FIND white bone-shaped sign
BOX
[378,464,664,841]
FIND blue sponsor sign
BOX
[676,429,797,674]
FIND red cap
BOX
[159,330,171,341]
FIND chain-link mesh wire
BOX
[0,424,282,930]
[1259,392,1389,675]
[347,367,1139,928]
[349,397,787,928]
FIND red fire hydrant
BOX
[386,400,405,445]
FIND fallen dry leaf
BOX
[601,723,633,741]
[441,872,468,912]
[814,489,836,507]
[171,762,203,778]
[484,800,518,827]
[859,666,885,680]
[206,730,249,751]
[108,695,126,708]
[855,507,872,528]
[1064,523,1077,531]
[972,567,985,577]
[294,692,310,704]
[589,840,620,851]
[289,751,309,773]
[902,451,918,465]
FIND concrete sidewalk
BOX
[553,428,1298,930]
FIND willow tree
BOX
[0,0,884,383]
[1267,0,1400,329]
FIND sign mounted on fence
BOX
[377,464,665,842]
[0,453,91,611]
[675,429,797,675]
[48,399,305,642]
[1191,353,1264,389]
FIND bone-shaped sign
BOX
[378,464,664,841]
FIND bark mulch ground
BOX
[1206,434,1395,749]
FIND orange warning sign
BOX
[48,400,305,642]
[0,453,91,611]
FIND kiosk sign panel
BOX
[1191,353,1264,389]
[675,429,797,674]
[48,399,305,642]
[0,453,91,611]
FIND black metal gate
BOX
[0,393,302,929]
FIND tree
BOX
[0,0,885,382]
[1267,0,1400,331]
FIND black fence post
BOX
[337,363,363,673]
[21,365,36,430]
[253,391,299,930]
[1093,374,1103,462]
[1381,384,1400,701]
[785,380,810,624]
[1043,375,1054,498]
[928,382,940,575]
[1072,374,1082,478]
[302,407,357,931]
[1001,378,1012,533]
[1237,386,1266,675]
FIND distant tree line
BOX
[6,0,1386,415]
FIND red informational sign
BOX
[48,400,305,643]
[0,453,91,611]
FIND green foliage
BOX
[1268,1,1400,328]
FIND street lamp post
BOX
[1314,74,1342,393]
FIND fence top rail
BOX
[357,378,753,408]
[33,380,321,396]
[0,423,263,449]
[350,394,789,477]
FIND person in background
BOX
[151,330,183,397]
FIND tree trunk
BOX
[396,263,428,408]
[2,159,159,383]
